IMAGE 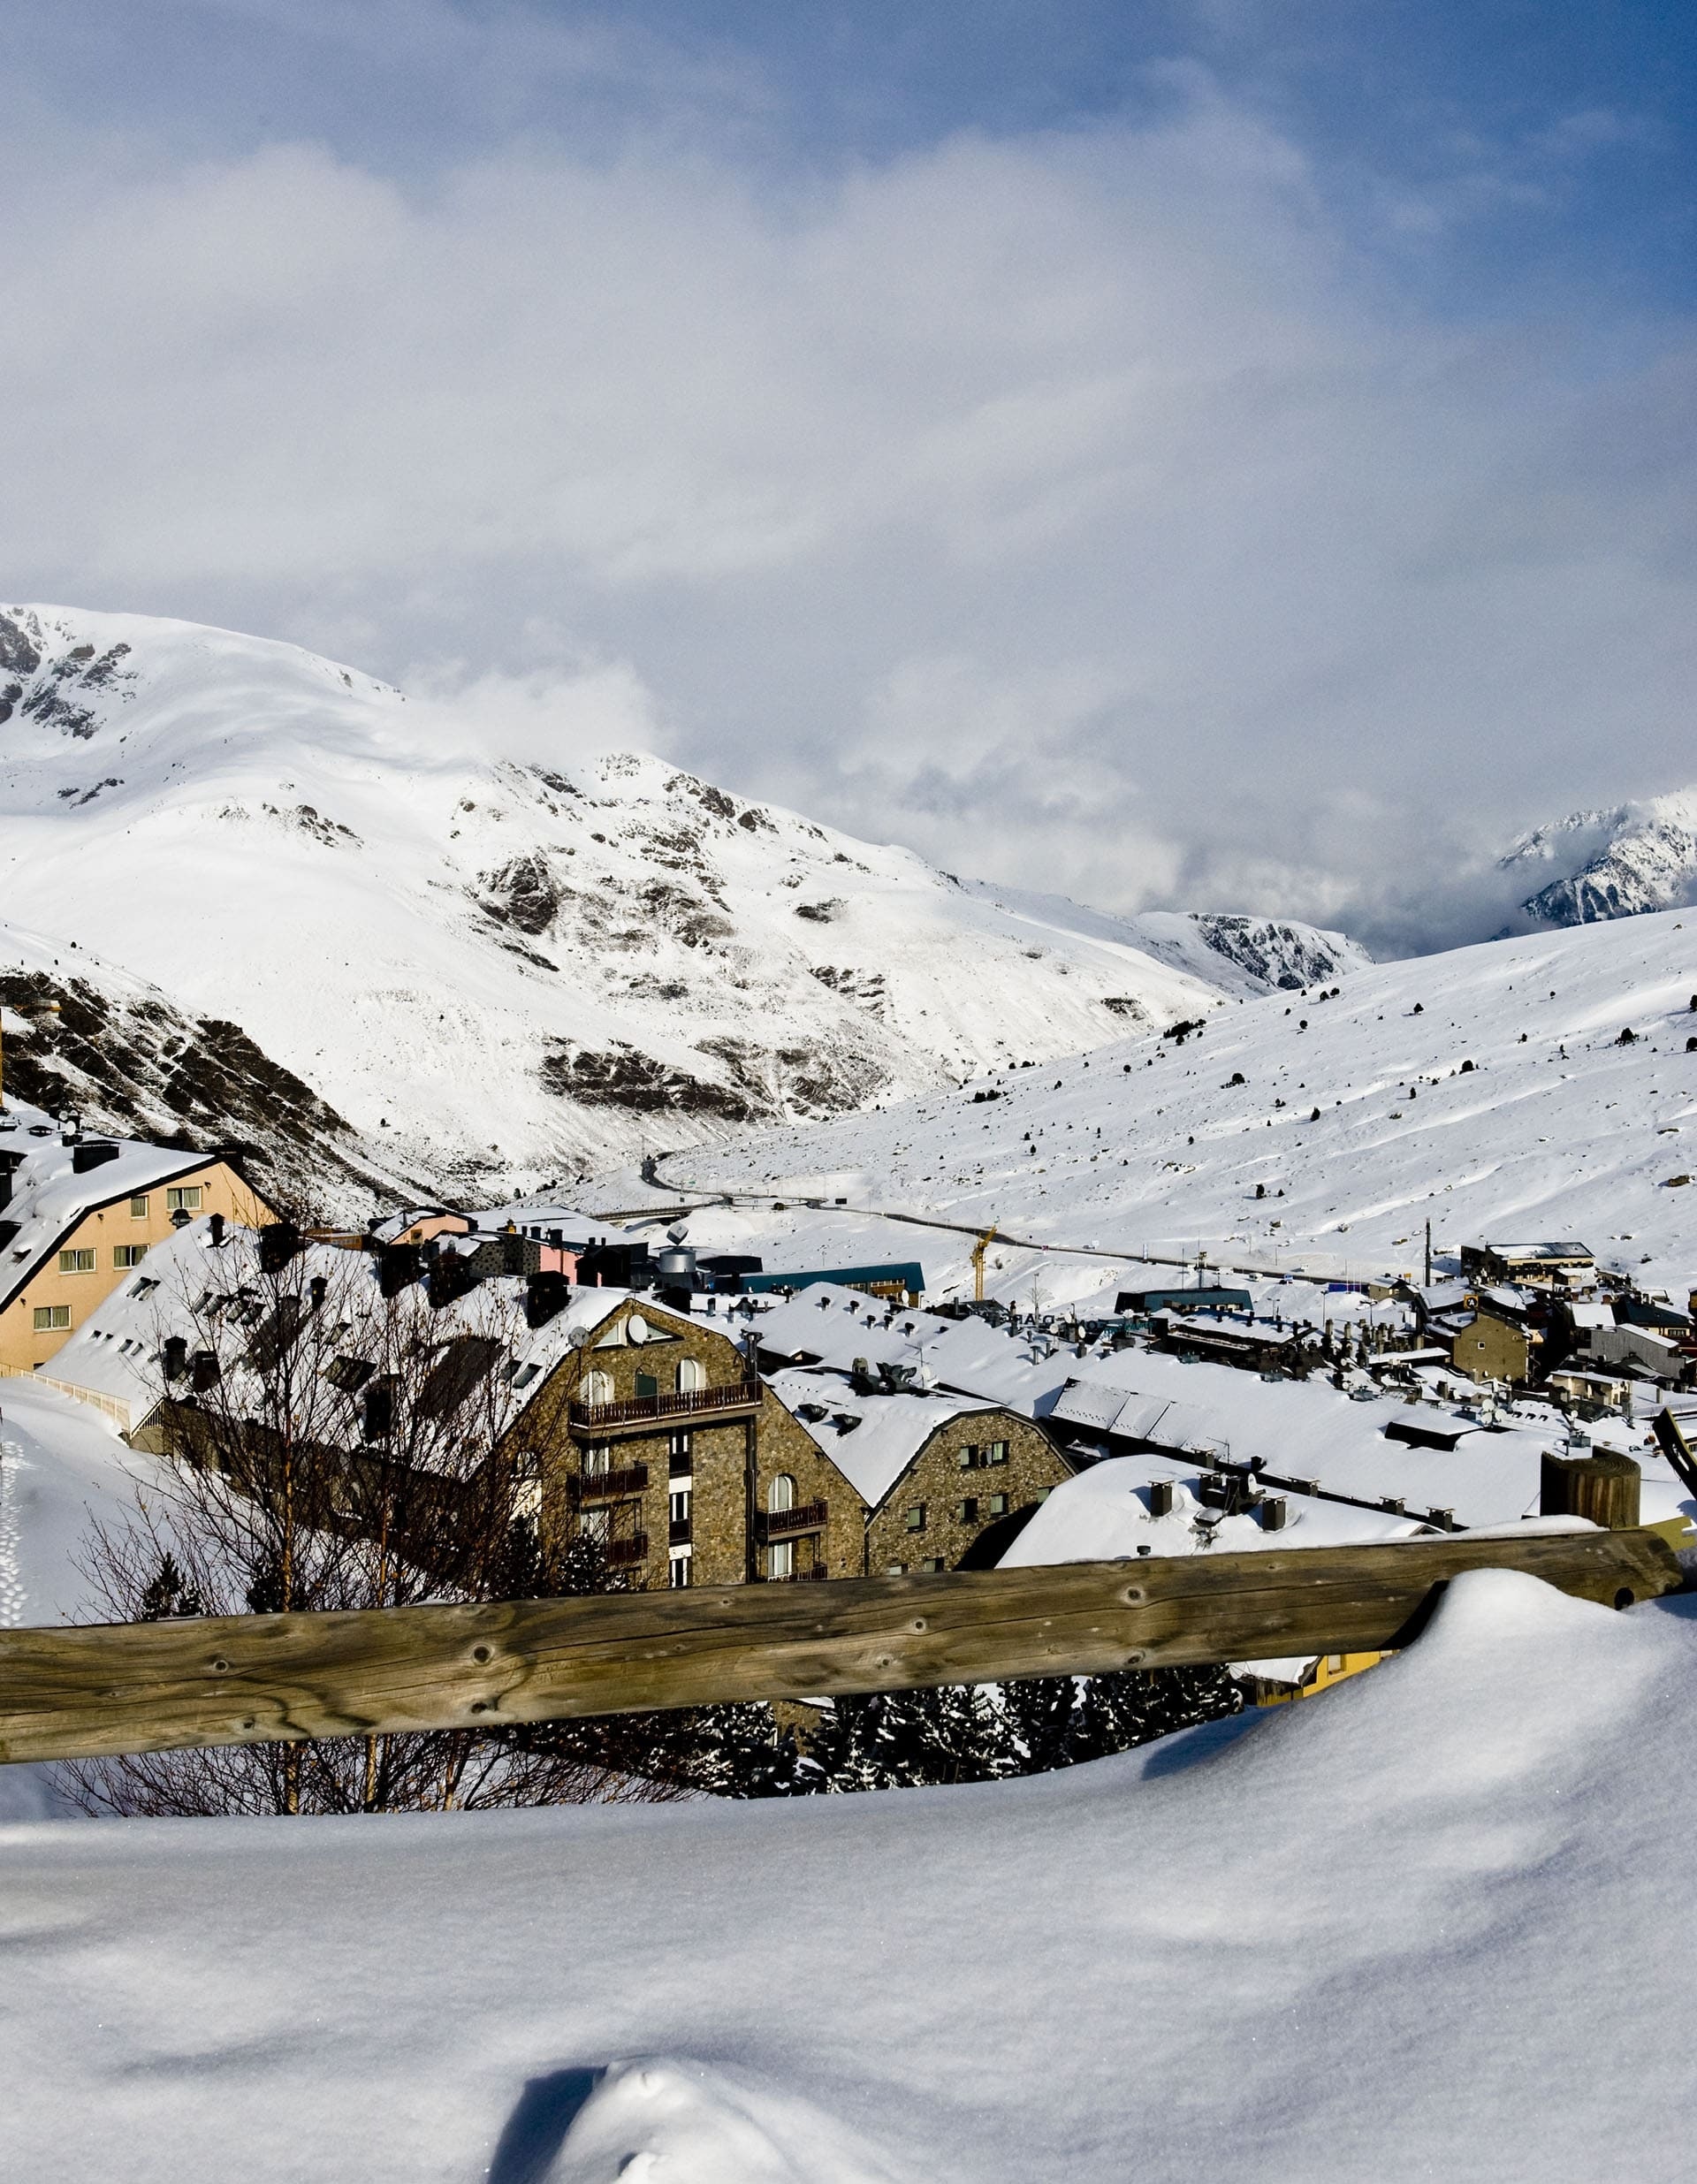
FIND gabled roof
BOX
[43,1220,667,1448]
[0,1106,247,1315]
[765,1365,1001,1510]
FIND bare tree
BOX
[65,1226,681,1816]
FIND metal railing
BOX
[571,1463,650,1502]
[568,1377,761,1434]
[756,1499,828,1541]
[604,1534,649,1568]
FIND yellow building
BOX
[0,1129,272,1373]
[1240,1650,1388,1706]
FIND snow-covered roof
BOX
[43,1220,658,1444]
[0,1107,244,1314]
[765,1365,1000,1509]
[1001,1454,1430,1572]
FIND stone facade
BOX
[528,1297,863,1590]
[1448,1312,1531,1385]
[860,1409,1074,1575]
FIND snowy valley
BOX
[1,605,1372,1214]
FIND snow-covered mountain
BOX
[606,906,1697,1299]
[1503,790,1697,928]
[1,603,1301,1202]
[957,880,1370,997]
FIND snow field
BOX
[634,907,1697,1297]
[4,1573,1697,2179]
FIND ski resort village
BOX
[7,8,1697,2168]
[2,605,1697,2179]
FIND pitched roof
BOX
[765,1365,1000,1509]
[0,1109,243,1314]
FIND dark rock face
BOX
[0,611,135,739]
[0,967,408,1219]
[1190,915,1353,991]
[481,853,561,935]
[539,1041,765,1122]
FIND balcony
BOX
[605,1534,649,1568]
[668,1516,693,1547]
[568,1376,762,1438]
[755,1499,828,1541]
[774,1563,830,1582]
[571,1462,650,1503]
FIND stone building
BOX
[525,1295,864,1589]
[764,1366,1075,1573]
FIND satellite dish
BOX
[627,1313,650,1345]
[666,1221,689,1244]
[567,1325,593,1351]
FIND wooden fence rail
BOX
[0,1527,1682,1766]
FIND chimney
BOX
[209,1213,226,1246]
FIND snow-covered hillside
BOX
[958,880,1370,997]
[610,908,1697,1297]
[1503,789,1697,927]
[7,1571,1697,2178]
[0,921,409,1215]
[0,605,1254,1201]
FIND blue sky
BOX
[4,2,1695,946]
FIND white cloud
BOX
[0,66,1692,949]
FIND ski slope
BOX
[610,908,1697,1298]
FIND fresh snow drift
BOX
[0,603,1275,1202]
[5,1573,1697,2179]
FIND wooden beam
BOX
[0,1528,1681,1765]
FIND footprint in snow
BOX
[514,2057,897,2184]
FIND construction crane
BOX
[970,1224,1000,1303]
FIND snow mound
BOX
[8,1569,1697,2179]
[537,2058,895,2184]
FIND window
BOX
[581,1369,614,1407]
[921,1557,946,1572]
[957,1444,978,1470]
[767,1539,795,1579]
[986,1440,1008,1466]
[582,1444,613,1478]
[33,1304,70,1332]
[57,1248,96,1275]
[767,1473,795,1515]
[165,1185,202,1213]
[986,1493,1008,1517]
[635,1370,659,1399]
[677,1357,705,1393]
[885,1562,907,1576]
[129,1194,149,1218]
[904,1503,926,1533]
[668,1431,692,1474]
[113,1244,147,1269]
[669,1551,692,1588]
[669,1488,692,1528]
[955,1497,978,1524]
[578,1506,611,1546]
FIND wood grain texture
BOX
[0,1528,1681,1764]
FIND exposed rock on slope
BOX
[0,605,1225,1199]
[0,923,415,1220]
[1503,790,1697,927]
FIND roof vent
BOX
[71,1141,119,1174]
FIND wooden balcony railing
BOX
[756,1499,829,1541]
[571,1463,649,1503]
[604,1534,649,1568]
[568,1377,761,1434]
[668,1517,693,1547]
